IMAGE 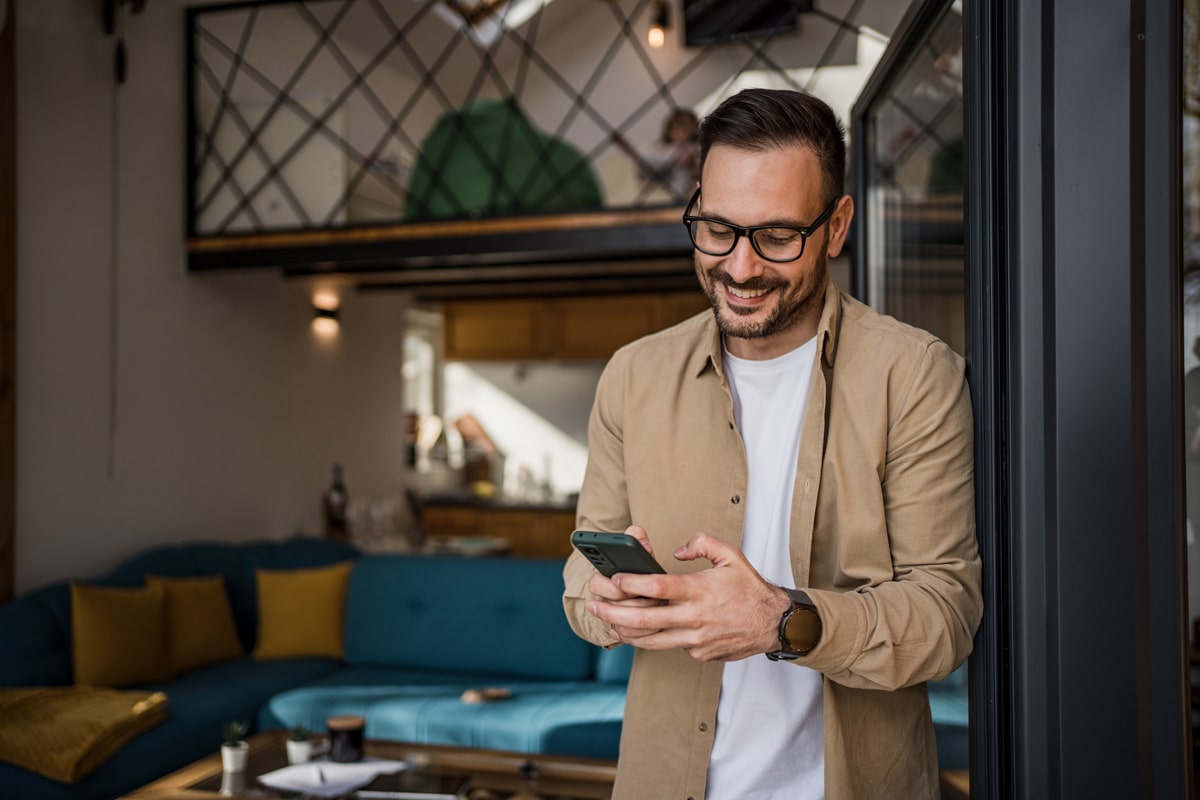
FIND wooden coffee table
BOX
[121,730,616,799]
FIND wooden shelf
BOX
[187,206,692,275]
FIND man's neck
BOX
[723,309,822,361]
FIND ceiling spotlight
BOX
[648,1,668,48]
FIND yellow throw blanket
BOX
[0,686,168,783]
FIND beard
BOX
[695,245,829,342]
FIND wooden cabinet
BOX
[419,505,479,538]
[553,295,662,359]
[421,504,577,559]
[443,291,708,361]
[481,509,577,559]
[443,299,553,360]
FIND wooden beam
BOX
[0,4,15,602]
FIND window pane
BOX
[858,2,969,796]
[863,5,966,357]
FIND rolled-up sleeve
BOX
[799,340,982,690]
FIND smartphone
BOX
[571,530,665,577]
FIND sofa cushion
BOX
[253,561,354,661]
[147,575,244,675]
[0,686,167,783]
[343,556,593,680]
[256,664,530,732]
[594,645,634,684]
[70,583,171,688]
[138,657,343,725]
[264,679,626,759]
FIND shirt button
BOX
[731,495,741,504]
[699,722,708,732]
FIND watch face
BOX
[783,606,820,654]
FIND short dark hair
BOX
[697,88,846,202]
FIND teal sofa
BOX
[0,539,629,800]
[257,554,630,756]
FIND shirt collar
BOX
[693,277,844,380]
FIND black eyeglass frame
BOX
[681,187,840,263]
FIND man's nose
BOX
[723,235,764,283]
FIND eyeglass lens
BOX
[687,220,808,262]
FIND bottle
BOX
[323,464,349,540]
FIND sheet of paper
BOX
[257,758,408,798]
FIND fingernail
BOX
[674,546,686,556]
[609,629,621,641]
[588,602,597,615]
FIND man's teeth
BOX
[727,285,769,299]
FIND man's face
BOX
[693,143,853,360]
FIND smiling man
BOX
[562,88,983,799]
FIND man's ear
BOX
[825,195,855,258]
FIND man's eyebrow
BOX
[696,208,809,228]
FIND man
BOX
[562,88,982,799]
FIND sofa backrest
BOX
[0,585,73,686]
[343,555,595,681]
[0,537,359,687]
[104,537,359,650]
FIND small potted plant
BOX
[286,723,313,764]
[220,720,250,772]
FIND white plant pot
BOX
[286,739,313,765]
[221,742,249,773]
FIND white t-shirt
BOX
[705,338,825,800]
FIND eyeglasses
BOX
[681,188,839,263]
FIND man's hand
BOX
[585,526,666,609]
[586,531,792,662]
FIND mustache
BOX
[706,268,786,293]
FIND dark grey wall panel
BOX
[976,0,1192,796]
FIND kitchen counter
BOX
[418,493,578,559]
[420,489,577,514]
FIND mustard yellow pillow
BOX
[71,583,171,688]
[0,686,167,782]
[146,575,244,674]
[253,561,354,660]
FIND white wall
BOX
[14,0,410,592]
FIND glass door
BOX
[851,1,968,795]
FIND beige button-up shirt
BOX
[563,279,983,799]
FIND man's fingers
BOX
[625,524,655,557]
[591,594,678,630]
[672,531,739,567]
[610,570,674,600]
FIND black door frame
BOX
[853,0,1192,795]
[967,0,1191,796]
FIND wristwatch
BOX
[765,588,822,661]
